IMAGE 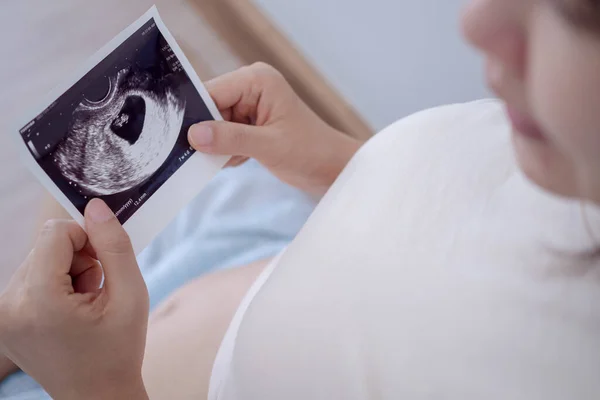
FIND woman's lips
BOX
[505,106,548,142]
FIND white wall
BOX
[254,0,491,131]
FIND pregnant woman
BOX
[1,0,600,398]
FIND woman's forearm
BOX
[323,133,364,188]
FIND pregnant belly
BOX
[142,259,270,399]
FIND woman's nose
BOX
[461,0,527,79]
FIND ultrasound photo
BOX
[18,15,216,224]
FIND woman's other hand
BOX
[0,199,149,400]
[189,63,363,195]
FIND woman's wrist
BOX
[316,130,364,194]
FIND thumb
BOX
[188,121,275,160]
[84,199,145,300]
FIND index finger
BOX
[205,63,281,112]
[205,71,245,112]
[29,220,88,285]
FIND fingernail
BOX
[87,199,115,223]
[189,125,214,147]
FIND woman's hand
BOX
[0,199,149,400]
[188,63,363,195]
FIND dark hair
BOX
[553,0,600,33]
[583,247,600,262]
[544,204,600,278]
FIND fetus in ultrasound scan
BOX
[54,65,186,196]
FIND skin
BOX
[462,0,600,203]
[2,0,600,397]
[142,258,270,398]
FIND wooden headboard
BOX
[191,0,373,140]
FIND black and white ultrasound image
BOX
[19,18,214,223]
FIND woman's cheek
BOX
[529,11,600,200]
[529,12,580,152]
[534,54,600,167]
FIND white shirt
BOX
[216,100,600,399]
